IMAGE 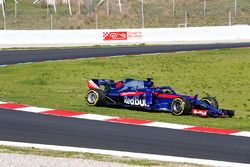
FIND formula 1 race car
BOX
[85,78,235,118]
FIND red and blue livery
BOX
[85,78,235,118]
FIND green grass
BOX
[1,0,250,29]
[0,145,205,167]
[0,47,250,131]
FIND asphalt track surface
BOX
[1,43,250,164]
[0,109,250,164]
[1,43,250,65]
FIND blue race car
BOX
[85,78,235,118]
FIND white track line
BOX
[144,122,193,130]
[15,107,53,113]
[231,131,250,137]
[0,140,248,167]
[73,114,117,121]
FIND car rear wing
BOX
[87,79,114,89]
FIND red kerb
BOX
[0,103,28,109]
[41,110,85,117]
[184,126,240,135]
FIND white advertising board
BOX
[0,26,250,48]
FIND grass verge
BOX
[0,47,249,130]
[2,0,250,29]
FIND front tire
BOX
[171,97,192,116]
[85,89,106,106]
[201,96,219,109]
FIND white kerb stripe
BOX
[15,107,53,113]
[0,101,8,104]
[231,131,250,138]
[0,140,248,167]
[144,122,193,130]
[73,114,117,121]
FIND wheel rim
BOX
[87,92,97,104]
[202,99,213,108]
[173,99,184,113]
[202,99,212,106]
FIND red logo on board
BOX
[103,32,127,41]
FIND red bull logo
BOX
[124,96,146,107]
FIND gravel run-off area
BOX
[0,152,203,167]
[0,153,143,167]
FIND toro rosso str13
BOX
[85,78,235,118]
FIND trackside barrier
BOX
[0,25,250,48]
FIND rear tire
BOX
[201,96,219,109]
[85,89,106,106]
[171,97,192,116]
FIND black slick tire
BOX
[85,89,106,106]
[171,97,192,116]
[201,96,219,109]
